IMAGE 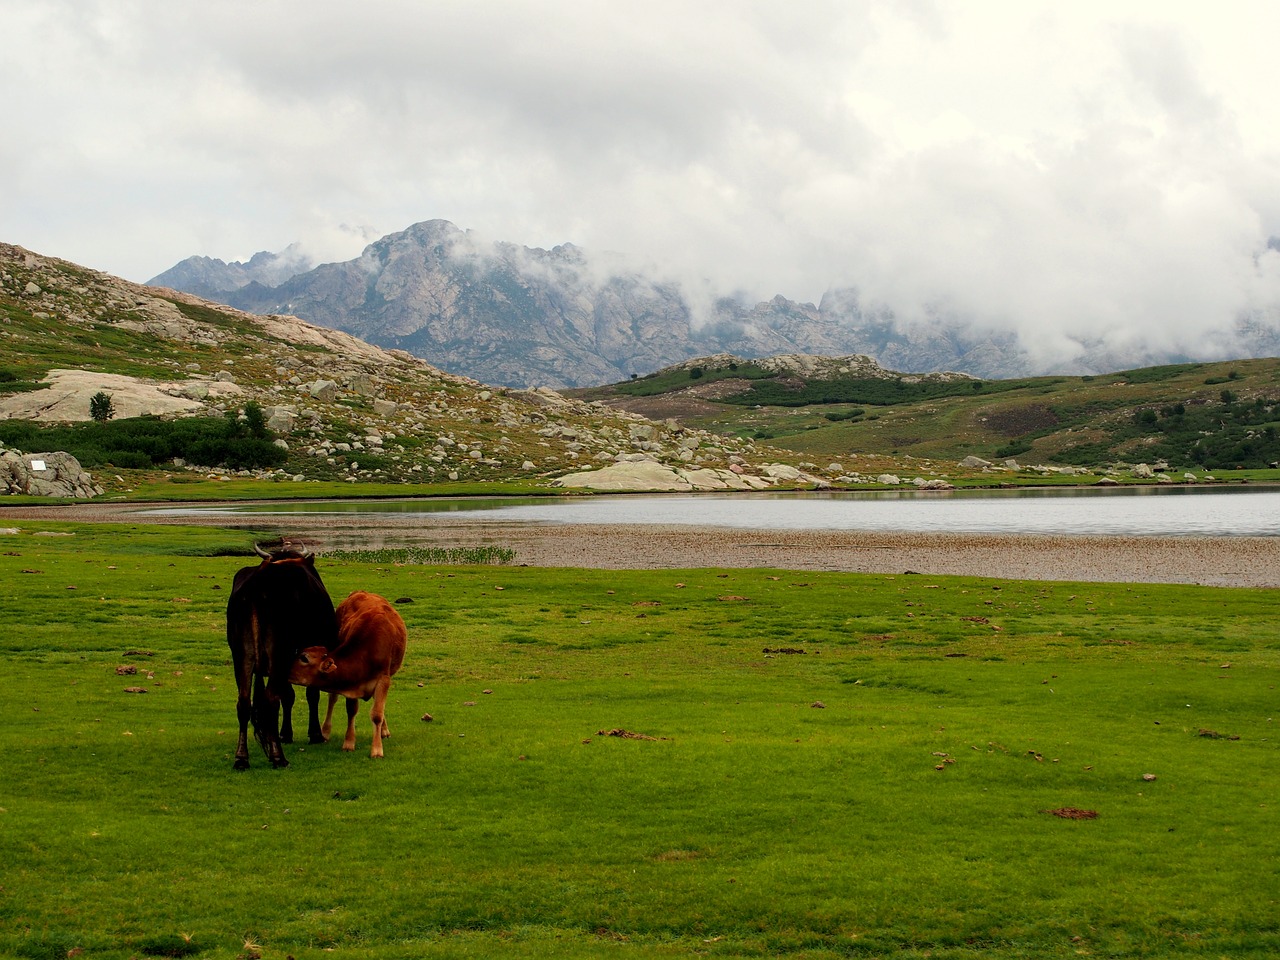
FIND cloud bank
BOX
[3,1,1280,367]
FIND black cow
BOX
[226,542,339,769]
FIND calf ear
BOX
[320,658,337,673]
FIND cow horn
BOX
[284,539,312,559]
[253,543,272,560]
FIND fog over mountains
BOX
[149,220,1280,389]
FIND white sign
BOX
[30,460,46,471]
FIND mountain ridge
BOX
[143,220,1042,388]
[150,219,1280,391]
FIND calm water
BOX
[156,486,1280,537]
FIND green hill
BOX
[573,354,1280,473]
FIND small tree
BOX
[242,400,268,438]
[89,391,115,423]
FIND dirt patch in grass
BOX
[598,728,660,740]
[1046,807,1099,820]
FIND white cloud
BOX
[3,0,1280,363]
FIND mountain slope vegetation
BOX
[575,354,1280,471]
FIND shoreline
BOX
[3,500,1278,587]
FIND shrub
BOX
[0,414,286,471]
[89,391,115,423]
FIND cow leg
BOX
[368,675,392,759]
[256,677,289,769]
[321,691,340,742]
[231,649,254,770]
[234,689,252,770]
[306,686,325,744]
[342,696,359,752]
[279,682,296,744]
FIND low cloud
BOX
[4,1,1280,366]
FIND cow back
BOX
[335,590,407,676]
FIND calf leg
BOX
[342,696,359,752]
[321,691,340,742]
[368,675,393,759]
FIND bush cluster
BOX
[0,401,286,471]
[1053,395,1280,469]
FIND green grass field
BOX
[1,522,1277,959]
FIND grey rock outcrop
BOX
[151,218,1280,390]
[160,220,1037,388]
[148,244,313,300]
[1,451,103,498]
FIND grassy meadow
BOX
[1,521,1277,959]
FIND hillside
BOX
[0,243,825,496]
[573,353,1280,473]
[8,241,1280,499]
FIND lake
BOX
[154,485,1280,538]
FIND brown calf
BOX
[289,590,407,758]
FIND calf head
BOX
[290,645,336,685]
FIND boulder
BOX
[959,455,992,468]
[265,406,297,433]
[0,451,103,498]
[1132,463,1154,478]
[761,464,803,481]
[554,460,692,492]
[348,373,376,396]
[307,379,338,402]
[0,369,207,421]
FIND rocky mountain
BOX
[150,219,1278,390]
[150,220,1038,389]
[149,243,313,301]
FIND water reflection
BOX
[150,485,1280,538]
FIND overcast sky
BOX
[4,1,1280,363]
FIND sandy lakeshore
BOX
[2,500,1279,587]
